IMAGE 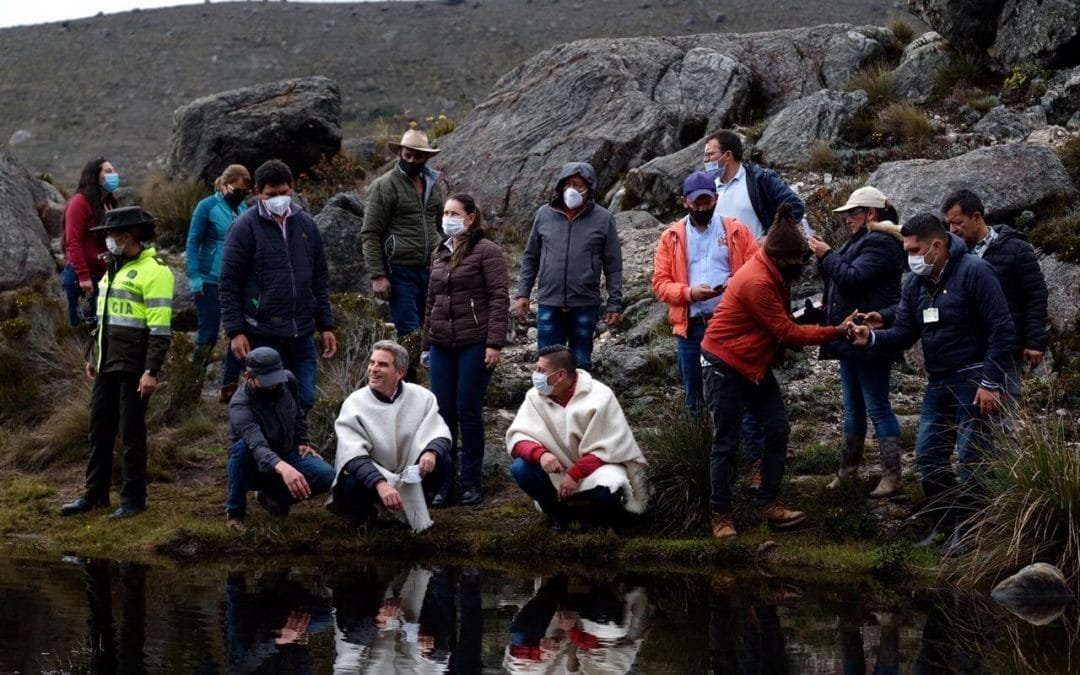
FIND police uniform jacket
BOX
[95,246,175,374]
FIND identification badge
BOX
[923,307,940,324]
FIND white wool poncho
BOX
[330,383,451,532]
[505,370,650,513]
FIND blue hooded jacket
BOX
[185,192,248,292]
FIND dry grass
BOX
[888,16,916,47]
[807,141,837,171]
[295,152,369,215]
[847,61,896,106]
[137,172,212,248]
[876,102,935,144]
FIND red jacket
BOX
[700,249,839,383]
[652,216,757,337]
[64,193,107,284]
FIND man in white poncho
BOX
[506,345,649,529]
[327,340,452,532]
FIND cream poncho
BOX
[505,370,650,513]
[330,383,451,532]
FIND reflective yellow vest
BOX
[95,246,175,374]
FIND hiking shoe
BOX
[748,461,762,491]
[108,504,145,520]
[460,488,483,507]
[869,472,903,498]
[710,512,737,539]
[755,501,806,529]
[255,491,289,517]
[60,496,110,517]
[226,514,247,533]
[431,487,454,508]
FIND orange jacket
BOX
[652,216,758,337]
[701,249,840,383]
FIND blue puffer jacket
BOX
[873,234,1015,387]
[818,222,905,361]
[185,192,248,292]
[219,202,336,339]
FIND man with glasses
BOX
[703,130,805,240]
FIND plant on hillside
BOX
[847,61,896,106]
[1001,62,1049,105]
[876,102,935,144]
[932,53,994,98]
[296,153,368,215]
[804,181,859,248]
[807,141,837,172]
[138,172,211,248]
[887,16,915,47]
[1030,209,1080,264]
[951,413,1080,588]
[638,406,714,536]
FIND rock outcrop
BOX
[620,140,706,216]
[0,148,55,291]
[437,24,890,224]
[314,192,371,294]
[867,143,1074,222]
[891,32,954,104]
[991,562,1075,626]
[165,77,342,185]
[756,89,870,168]
[973,105,1038,142]
[28,176,66,238]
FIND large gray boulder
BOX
[990,0,1080,69]
[165,77,342,185]
[973,105,1037,142]
[756,89,870,168]
[28,176,66,238]
[0,148,54,291]
[1043,66,1080,127]
[891,32,954,104]
[867,143,1074,222]
[314,192,371,294]
[907,0,1007,53]
[620,140,706,216]
[437,25,890,224]
[1039,255,1080,333]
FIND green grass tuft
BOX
[887,16,915,47]
[638,406,714,536]
[876,102,935,144]
[138,172,211,248]
[847,61,896,106]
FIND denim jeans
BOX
[193,283,241,385]
[838,358,901,438]
[246,334,318,412]
[510,457,620,520]
[224,440,336,517]
[679,320,763,462]
[702,358,791,513]
[915,369,991,493]
[388,264,430,336]
[429,342,492,491]
[536,305,599,371]
[61,264,97,327]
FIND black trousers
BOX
[86,371,149,507]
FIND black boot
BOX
[60,495,110,517]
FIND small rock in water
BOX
[991,562,1074,626]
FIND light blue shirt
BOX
[686,213,731,318]
[715,164,764,239]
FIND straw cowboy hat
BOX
[387,129,441,154]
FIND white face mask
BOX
[264,195,291,216]
[908,244,938,276]
[563,187,585,210]
[531,370,558,396]
[441,216,467,237]
[105,235,126,256]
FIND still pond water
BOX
[0,556,1074,673]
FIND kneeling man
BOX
[328,340,452,532]
[507,345,649,529]
[226,347,336,530]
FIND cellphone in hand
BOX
[712,283,726,293]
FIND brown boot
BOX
[748,461,762,491]
[869,437,903,498]
[710,512,737,539]
[755,501,806,529]
[827,434,864,489]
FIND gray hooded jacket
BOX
[516,162,623,311]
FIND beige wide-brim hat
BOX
[387,129,440,154]
[834,186,888,212]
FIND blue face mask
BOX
[102,172,120,193]
[704,161,721,179]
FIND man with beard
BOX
[701,204,851,539]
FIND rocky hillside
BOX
[0,0,903,186]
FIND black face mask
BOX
[688,207,715,227]
[780,264,804,283]
[398,159,424,178]
[225,190,248,208]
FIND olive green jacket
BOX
[360,164,445,277]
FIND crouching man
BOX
[506,345,650,529]
[327,340,452,532]
[225,347,336,530]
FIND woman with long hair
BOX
[421,193,509,507]
[808,186,907,498]
[185,164,252,402]
[61,157,119,326]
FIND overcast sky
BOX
[0,0,394,29]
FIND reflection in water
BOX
[505,575,648,673]
[0,557,1075,673]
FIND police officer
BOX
[61,206,175,519]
